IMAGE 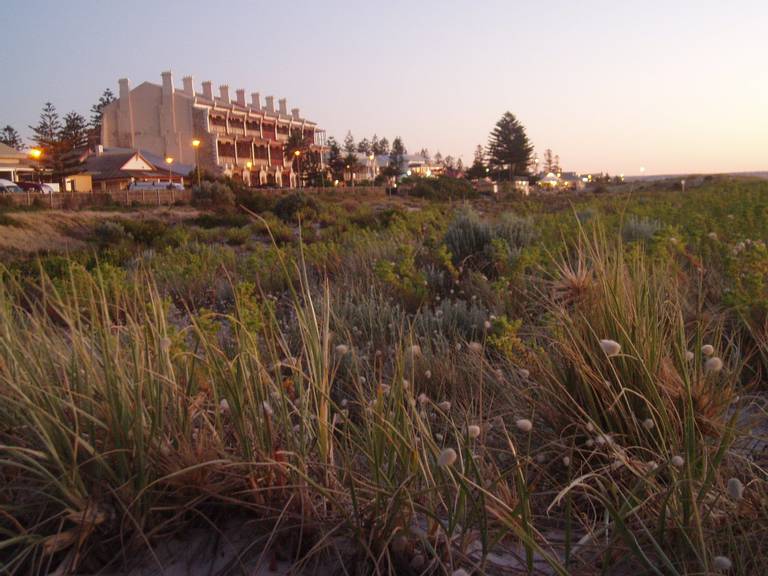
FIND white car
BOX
[0,179,23,194]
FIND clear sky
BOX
[1,0,766,175]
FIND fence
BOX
[2,185,387,210]
[4,188,193,209]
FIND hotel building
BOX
[101,71,326,187]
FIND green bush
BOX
[408,176,478,200]
[273,192,318,223]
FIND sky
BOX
[1,0,766,176]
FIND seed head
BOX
[484,320,492,329]
[410,554,425,570]
[409,344,422,356]
[518,368,530,379]
[468,341,483,353]
[562,456,571,467]
[701,344,715,357]
[262,401,273,417]
[335,344,349,356]
[599,339,621,357]
[160,337,172,352]
[670,455,685,468]
[424,369,432,379]
[219,398,230,414]
[438,448,457,468]
[467,425,481,439]
[713,556,732,571]
[705,356,723,372]
[726,477,744,500]
[452,570,469,576]
[438,400,451,411]
[417,393,429,406]
[642,418,655,431]
[685,350,695,361]
[515,418,533,432]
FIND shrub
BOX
[192,181,236,207]
[93,220,127,245]
[408,176,478,200]
[622,215,662,243]
[273,192,319,223]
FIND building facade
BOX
[101,72,326,187]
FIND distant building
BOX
[101,72,326,187]
[539,172,560,189]
[65,146,185,192]
[0,143,35,182]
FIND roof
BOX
[83,150,167,181]
[0,142,27,158]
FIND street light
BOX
[165,156,174,185]
[293,149,301,188]
[191,139,201,188]
[28,148,43,184]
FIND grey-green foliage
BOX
[622,215,663,243]
[444,208,535,272]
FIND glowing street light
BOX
[28,148,43,160]
[165,156,174,184]
[191,139,202,188]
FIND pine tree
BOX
[60,111,89,151]
[29,102,62,153]
[89,88,115,144]
[466,144,487,179]
[371,134,381,155]
[378,137,390,156]
[0,125,23,150]
[326,136,345,181]
[343,131,359,170]
[543,149,554,173]
[434,151,443,166]
[356,138,371,155]
[419,148,431,164]
[487,112,534,179]
[385,137,406,177]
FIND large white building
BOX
[101,71,326,187]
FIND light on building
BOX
[640,166,646,173]
[246,161,253,169]
[294,150,301,157]
[368,154,374,160]
[406,169,412,176]
[192,139,201,148]
[165,157,174,165]
[29,148,42,160]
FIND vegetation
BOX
[0,177,767,574]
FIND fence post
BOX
[142,189,146,204]
[26,190,30,207]
[156,188,160,206]
[50,192,54,208]
[171,188,175,204]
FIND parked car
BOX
[128,181,185,191]
[18,181,55,194]
[0,179,23,194]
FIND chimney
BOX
[118,77,131,99]
[291,108,300,120]
[251,92,261,110]
[161,71,174,95]
[278,98,287,115]
[202,81,213,100]
[235,88,246,107]
[182,75,194,95]
[265,96,275,113]
[219,85,230,103]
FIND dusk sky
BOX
[2,0,766,175]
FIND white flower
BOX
[585,439,595,448]
[438,400,451,411]
[702,344,715,357]
[402,378,410,389]
[335,344,349,356]
[670,455,685,468]
[708,232,718,241]
[219,398,230,414]
[599,339,621,357]
[562,456,571,467]
[535,452,547,464]
[713,556,732,571]
[705,356,723,372]
[409,344,422,356]
[586,422,595,432]
[379,383,391,395]
[417,393,429,406]
[467,425,481,439]
[438,448,457,468]
[452,570,469,576]
[160,337,172,352]
[424,369,432,379]
[726,477,744,500]
[647,460,659,471]
[518,368,530,379]
[262,401,273,417]
[468,341,483,353]
[515,418,533,432]
[455,343,462,351]
[484,320,491,329]
[340,398,348,408]
[685,350,695,361]
[435,433,444,441]
[159,440,172,456]
[642,418,655,431]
